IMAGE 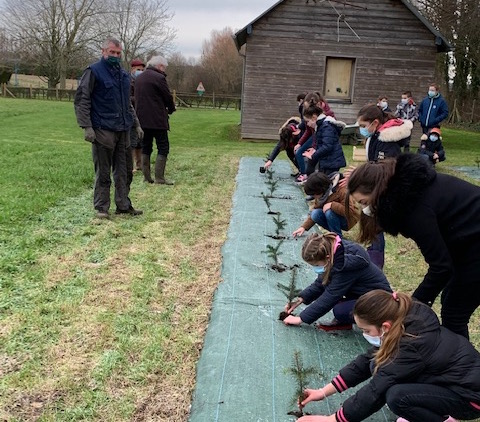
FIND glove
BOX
[136,126,144,140]
[420,134,428,141]
[84,127,96,143]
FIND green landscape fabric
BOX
[189,157,395,422]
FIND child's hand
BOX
[285,298,303,314]
[294,144,301,153]
[292,227,306,238]
[338,165,356,188]
[298,416,335,422]
[302,148,316,159]
[264,160,273,169]
[322,203,332,212]
[283,315,302,325]
[301,389,326,405]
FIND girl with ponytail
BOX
[297,290,480,422]
[282,232,391,330]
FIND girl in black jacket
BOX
[347,153,480,339]
[282,232,391,329]
[298,290,480,422]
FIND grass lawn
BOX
[0,97,479,421]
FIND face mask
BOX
[133,70,143,77]
[362,205,373,217]
[363,332,382,347]
[401,98,408,105]
[380,101,388,109]
[429,135,439,142]
[107,56,121,66]
[312,265,326,275]
[359,127,373,138]
[428,90,436,98]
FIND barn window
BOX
[324,57,355,102]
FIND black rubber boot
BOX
[154,155,174,185]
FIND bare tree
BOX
[100,0,176,67]
[0,0,176,88]
[0,0,102,88]
[200,27,243,94]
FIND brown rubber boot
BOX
[133,149,142,171]
[154,155,174,185]
[142,154,154,183]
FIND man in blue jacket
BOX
[418,83,449,134]
[74,37,143,219]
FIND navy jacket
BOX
[310,116,346,171]
[377,153,480,305]
[299,241,391,324]
[331,301,480,422]
[75,58,133,131]
[366,119,412,161]
[418,94,449,129]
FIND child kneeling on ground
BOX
[296,290,480,422]
[282,232,391,330]
[418,127,446,165]
[292,172,358,238]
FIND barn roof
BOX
[233,0,453,53]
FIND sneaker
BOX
[316,319,353,331]
[290,171,300,178]
[96,211,110,219]
[295,174,307,183]
[396,419,409,422]
[115,207,143,216]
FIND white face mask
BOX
[380,101,388,109]
[362,205,373,217]
[363,332,382,347]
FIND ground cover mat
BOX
[189,157,395,422]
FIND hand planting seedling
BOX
[285,350,316,418]
[278,267,301,321]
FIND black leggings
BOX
[387,383,480,422]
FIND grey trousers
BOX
[91,129,130,212]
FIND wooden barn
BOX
[233,0,452,140]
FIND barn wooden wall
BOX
[240,0,441,140]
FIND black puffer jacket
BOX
[331,301,480,422]
[299,241,391,324]
[376,153,480,304]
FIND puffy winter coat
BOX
[310,116,347,171]
[376,153,480,305]
[299,241,391,324]
[331,301,480,422]
[366,119,412,161]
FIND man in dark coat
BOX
[134,55,176,184]
[74,37,143,218]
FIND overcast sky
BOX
[170,0,278,60]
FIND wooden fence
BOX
[0,84,242,110]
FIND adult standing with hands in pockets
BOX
[134,55,176,185]
[74,37,143,219]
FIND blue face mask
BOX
[133,70,143,78]
[312,265,326,275]
[429,135,439,142]
[359,127,373,138]
[107,56,121,66]
[428,90,436,98]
